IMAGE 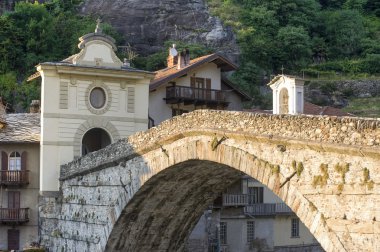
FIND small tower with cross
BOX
[268,75,305,115]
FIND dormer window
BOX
[90,87,106,109]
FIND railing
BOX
[223,194,248,206]
[0,170,29,185]
[166,86,227,103]
[244,203,293,216]
[0,208,29,223]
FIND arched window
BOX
[81,128,112,156]
[279,88,289,114]
[9,152,21,171]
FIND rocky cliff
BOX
[80,0,239,59]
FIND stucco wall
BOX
[40,65,151,192]
[0,143,40,250]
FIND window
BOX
[89,87,106,109]
[9,152,21,171]
[291,218,300,237]
[247,221,255,243]
[248,187,263,204]
[220,222,227,245]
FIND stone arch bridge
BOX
[39,110,380,252]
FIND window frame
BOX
[220,221,227,245]
[8,152,21,171]
[247,221,255,243]
[291,218,300,238]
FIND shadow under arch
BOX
[104,134,342,251]
[106,160,242,251]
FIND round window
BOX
[90,87,106,109]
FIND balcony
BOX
[0,170,29,185]
[244,203,293,216]
[223,194,294,216]
[223,194,249,206]
[0,208,29,224]
[165,86,229,106]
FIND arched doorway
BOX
[81,128,111,156]
[279,88,289,114]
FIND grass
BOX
[343,97,380,118]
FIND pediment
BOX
[73,35,122,68]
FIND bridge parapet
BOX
[61,110,380,180]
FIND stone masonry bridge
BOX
[39,110,380,252]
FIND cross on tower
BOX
[281,65,285,75]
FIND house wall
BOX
[274,216,318,247]
[0,143,40,250]
[40,67,151,193]
[149,62,244,126]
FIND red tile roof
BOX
[150,53,237,91]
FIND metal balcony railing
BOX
[0,170,29,185]
[165,86,227,104]
[0,208,29,224]
[244,203,293,216]
[223,194,249,206]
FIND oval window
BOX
[90,87,106,109]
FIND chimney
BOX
[167,44,178,68]
[29,100,40,113]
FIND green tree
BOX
[323,10,365,58]
[276,26,312,69]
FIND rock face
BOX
[79,0,239,59]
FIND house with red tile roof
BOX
[149,45,251,126]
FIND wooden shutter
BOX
[8,229,20,250]
[206,78,211,100]
[8,191,20,208]
[1,151,8,170]
[21,152,27,170]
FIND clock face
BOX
[90,87,106,109]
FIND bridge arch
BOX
[104,135,342,251]
[45,110,380,252]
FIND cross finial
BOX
[95,18,102,33]
[281,65,285,75]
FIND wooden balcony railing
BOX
[0,208,29,224]
[244,203,293,216]
[0,170,29,185]
[165,86,228,105]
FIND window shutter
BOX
[1,151,7,170]
[21,152,27,170]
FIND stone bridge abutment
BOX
[39,110,380,252]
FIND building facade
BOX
[29,24,154,194]
[0,112,40,250]
[149,45,251,126]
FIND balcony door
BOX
[8,151,21,182]
[248,187,263,205]
[8,191,20,220]
[191,77,211,100]
[8,229,20,250]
